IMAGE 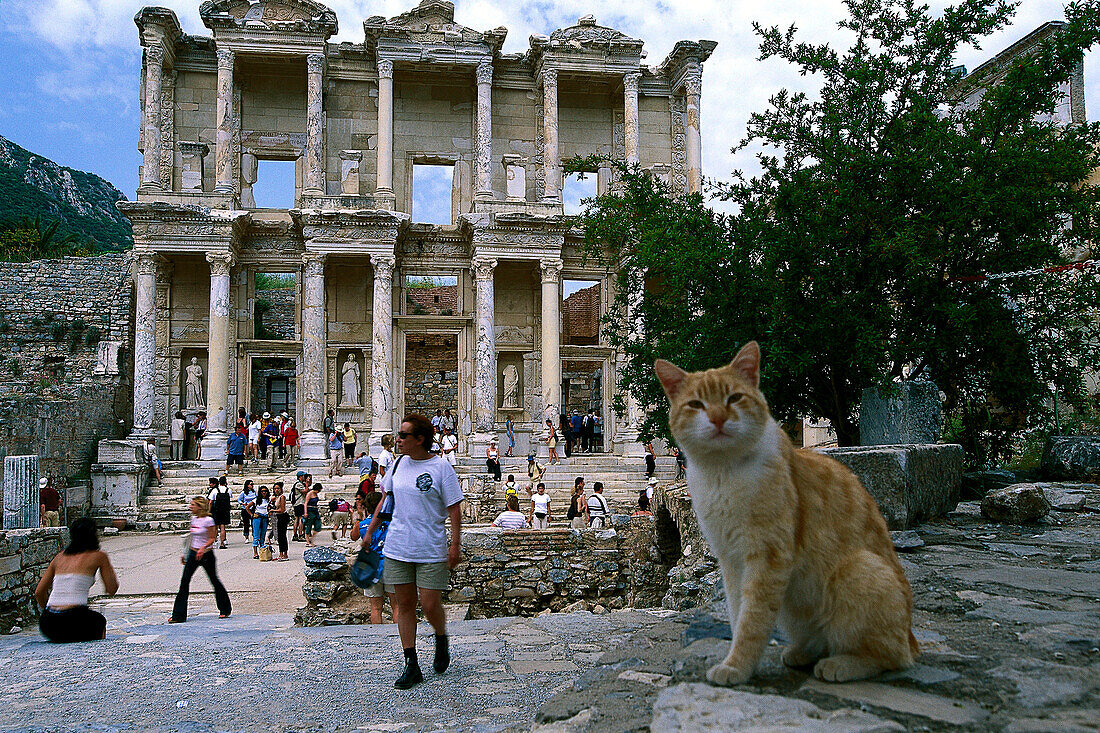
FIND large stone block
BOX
[97,441,143,464]
[2,456,38,530]
[1041,436,1100,481]
[860,382,942,446]
[819,444,963,529]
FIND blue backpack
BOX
[350,456,402,589]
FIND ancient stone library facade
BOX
[123,0,715,459]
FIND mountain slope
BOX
[0,134,132,248]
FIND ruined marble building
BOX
[121,0,715,460]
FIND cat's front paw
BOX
[781,646,820,668]
[706,662,752,687]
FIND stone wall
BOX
[0,527,68,632]
[254,288,296,340]
[0,254,132,501]
[404,333,458,417]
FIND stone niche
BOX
[177,347,208,416]
[334,347,366,418]
[497,351,524,412]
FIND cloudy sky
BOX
[0,0,1095,214]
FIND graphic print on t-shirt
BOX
[416,473,433,492]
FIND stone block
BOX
[819,444,962,529]
[1041,436,1100,481]
[2,456,38,530]
[97,441,143,464]
[981,483,1051,524]
[860,382,942,445]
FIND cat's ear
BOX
[729,341,761,387]
[655,359,688,399]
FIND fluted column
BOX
[201,252,234,453]
[540,259,563,428]
[299,253,327,459]
[684,66,703,194]
[623,71,641,166]
[371,255,396,445]
[214,48,235,194]
[473,257,497,435]
[140,45,165,191]
[304,53,325,197]
[474,59,494,201]
[541,69,559,201]
[375,60,394,202]
[132,253,159,433]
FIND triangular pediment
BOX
[364,0,506,55]
[549,16,642,50]
[199,0,337,37]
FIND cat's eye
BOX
[727,393,745,405]
[686,399,705,409]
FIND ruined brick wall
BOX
[404,334,458,417]
[254,288,296,340]
[0,254,132,491]
[406,285,458,316]
[562,283,599,345]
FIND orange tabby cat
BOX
[655,341,918,685]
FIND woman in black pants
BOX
[170,496,231,623]
[272,484,290,561]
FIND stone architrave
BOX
[540,259,563,426]
[375,60,394,199]
[179,141,209,192]
[339,150,362,195]
[304,53,325,196]
[371,255,396,444]
[683,65,703,194]
[472,257,498,435]
[141,44,165,191]
[132,253,158,433]
[623,70,641,165]
[201,252,234,452]
[300,253,327,459]
[3,455,39,530]
[474,59,494,201]
[214,48,235,194]
[184,357,205,410]
[541,69,559,201]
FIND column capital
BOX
[623,70,641,94]
[205,251,235,276]
[145,44,166,67]
[372,254,396,279]
[539,258,563,283]
[132,252,160,277]
[302,252,326,277]
[377,59,394,79]
[472,257,497,281]
[216,47,234,69]
[681,65,702,97]
[475,58,493,86]
[306,52,325,76]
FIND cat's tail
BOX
[908,629,920,658]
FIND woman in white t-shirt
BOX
[530,483,551,529]
[247,418,262,463]
[491,495,530,530]
[170,496,231,623]
[377,434,396,477]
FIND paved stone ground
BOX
[3,492,1099,731]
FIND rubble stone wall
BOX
[0,527,68,631]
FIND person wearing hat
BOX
[485,439,501,482]
[526,454,545,497]
[39,477,61,528]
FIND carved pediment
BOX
[531,15,643,58]
[364,0,506,55]
[199,0,337,37]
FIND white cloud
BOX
[1,0,1090,195]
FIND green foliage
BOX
[255,273,295,291]
[83,326,101,346]
[574,0,1100,465]
[49,321,66,342]
[7,358,21,377]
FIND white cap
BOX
[263,411,271,419]
[647,477,658,485]
[39,477,49,488]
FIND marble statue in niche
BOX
[502,363,520,409]
[341,353,361,407]
[184,357,205,409]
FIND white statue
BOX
[341,353,361,407]
[502,364,520,409]
[184,358,205,410]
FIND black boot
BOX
[395,651,423,690]
[433,634,450,674]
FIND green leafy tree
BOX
[0,215,90,262]
[577,0,1100,464]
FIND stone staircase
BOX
[135,453,679,530]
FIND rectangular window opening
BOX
[252,160,297,209]
[405,275,459,316]
[562,279,601,346]
[254,272,297,340]
[562,172,597,216]
[412,164,454,225]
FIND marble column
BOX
[684,66,703,194]
[623,70,641,166]
[140,45,165,191]
[540,259,563,427]
[541,69,559,201]
[214,48,235,194]
[304,53,325,197]
[201,252,234,454]
[474,59,494,201]
[299,253,327,459]
[370,255,396,446]
[375,59,394,201]
[132,253,158,433]
[472,257,497,437]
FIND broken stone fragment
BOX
[980,483,1051,524]
[890,530,925,551]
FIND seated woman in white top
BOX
[491,495,530,530]
[34,518,119,642]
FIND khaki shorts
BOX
[383,558,450,590]
[42,511,60,528]
[362,581,386,598]
[332,511,350,529]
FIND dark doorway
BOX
[249,357,296,418]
